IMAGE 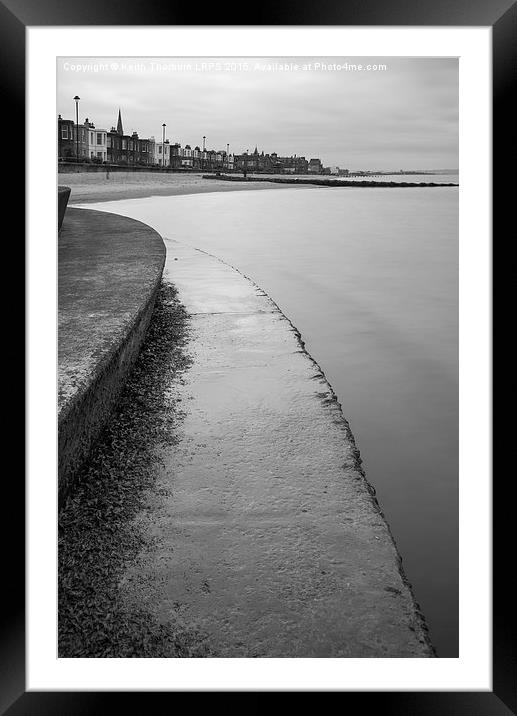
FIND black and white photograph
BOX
[56,55,459,659]
[11,9,503,703]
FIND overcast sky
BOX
[57,57,458,170]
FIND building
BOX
[127,132,140,164]
[107,129,123,164]
[138,136,152,165]
[106,110,152,166]
[58,105,324,173]
[57,116,75,160]
[308,158,324,174]
[167,143,232,171]
[85,120,108,162]
[279,155,309,174]
[182,144,194,168]
[107,110,125,164]
[169,142,182,168]
[149,137,156,164]
[233,148,308,174]
[154,139,170,167]
[58,115,88,160]
[127,132,151,165]
[233,149,260,172]
[224,152,234,171]
[107,110,128,164]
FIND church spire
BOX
[116,108,124,135]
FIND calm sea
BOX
[90,182,459,656]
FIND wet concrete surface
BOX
[120,239,433,657]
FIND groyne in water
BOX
[202,173,458,188]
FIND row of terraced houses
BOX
[57,108,332,174]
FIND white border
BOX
[27,26,491,691]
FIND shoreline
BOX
[60,170,457,206]
[59,201,434,656]
[193,245,434,655]
[60,171,301,204]
[118,237,434,656]
[61,186,453,654]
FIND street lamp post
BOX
[73,96,80,162]
[226,143,229,172]
[162,123,166,169]
[202,136,206,171]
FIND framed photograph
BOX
[9,0,508,709]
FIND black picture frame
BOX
[9,0,509,711]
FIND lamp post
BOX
[73,96,80,161]
[202,136,206,170]
[162,123,166,168]
[226,143,229,171]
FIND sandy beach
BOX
[61,170,456,205]
[60,170,294,204]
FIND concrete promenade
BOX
[115,237,434,657]
[58,207,165,501]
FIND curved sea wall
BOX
[58,206,166,504]
[57,194,435,656]
[115,237,435,657]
